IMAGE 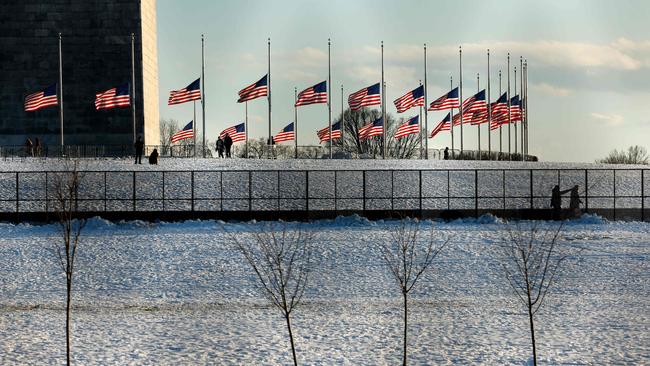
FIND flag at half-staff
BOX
[171,121,194,143]
[427,87,459,111]
[220,123,246,142]
[509,95,522,122]
[394,115,420,139]
[95,83,131,110]
[317,121,341,142]
[274,123,295,143]
[430,113,452,138]
[168,78,201,105]
[393,85,424,113]
[295,81,327,106]
[489,92,509,130]
[237,74,268,103]
[24,83,58,112]
[461,89,487,114]
[358,117,384,140]
[348,83,381,110]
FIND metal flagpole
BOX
[294,87,298,159]
[424,43,429,159]
[267,38,272,159]
[59,33,64,148]
[459,46,463,156]
[131,33,136,145]
[245,102,248,158]
[381,41,386,159]
[341,84,344,149]
[520,56,524,161]
[419,80,422,159]
[487,49,491,160]
[514,66,518,158]
[499,70,502,157]
[193,101,196,157]
[477,73,480,160]
[328,38,332,158]
[507,53,511,160]
[450,76,454,158]
[525,60,529,157]
[202,34,206,158]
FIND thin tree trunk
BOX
[403,291,408,366]
[528,306,537,366]
[285,313,298,366]
[66,276,71,366]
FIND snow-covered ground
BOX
[0,215,648,365]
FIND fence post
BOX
[613,170,617,220]
[132,172,136,212]
[502,170,506,211]
[334,170,337,212]
[305,171,309,213]
[220,171,223,211]
[45,172,49,215]
[530,169,534,210]
[391,170,394,212]
[162,171,166,212]
[363,170,366,213]
[447,170,450,210]
[642,169,645,222]
[277,171,280,211]
[474,170,478,218]
[419,170,423,215]
[15,172,19,213]
[584,169,589,213]
[248,171,252,212]
[191,171,195,212]
[104,171,107,212]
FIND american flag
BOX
[394,115,420,139]
[238,74,268,103]
[430,113,452,138]
[428,87,459,111]
[510,95,522,122]
[348,83,381,110]
[274,122,295,143]
[168,78,201,105]
[220,123,246,142]
[393,85,424,113]
[95,83,131,110]
[295,81,327,106]
[171,121,194,143]
[491,92,509,117]
[317,121,341,142]
[358,117,384,140]
[469,110,489,125]
[461,89,487,114]
[25,84,58,112]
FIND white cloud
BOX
[532,82,571,97]
[591,112,624,126]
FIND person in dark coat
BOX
[569,185,582,218]
[148,148,159,165]
[551,185,573,220]
[34,138,42,157]
[134,136,144,164]
[443,147,450,160]
[216,137,225,158]
[223,134,233,158]
[25,138,33,157]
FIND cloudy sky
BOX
[157,0,650,162]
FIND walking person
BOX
[216,137,225,158]
[134,136,144,164]
[25,138,33,157]
[569,185,582,218]
[223,134,233,158]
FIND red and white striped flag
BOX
[296,81,327,106]
[238,75,268,103]
[168,78,201,105]
[171,121,194,143]
[358,117,384,140]
[220,123,246,142]
[393,85,424,113]
[317,121,341,142]
[95,83,131,110]
[394,115,420,139]
[274,123,295,143]
[24,84,58,112]
[348,83,381,110]
[430,113,451,138]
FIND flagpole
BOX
[459,46,463,157]
[131,33,136,145]
[450,76,454,158]
[520,56,524,161]
[507,53,511,160]
[193,100,196,157]
[58,33,64,148]
[328,38,332,159]
[341,84,344,151]
[245,102,248,158]
[525,60,529,157]
[419,80,423,159]
[499,70,502,157]
[514,65,518,158]
[294,87,298,159]
[487,49,491,160]
[381,41,386,159]
[423,43,429,160]
[267,38,272,159]
[477,73,480,160]
[202,34,206,158]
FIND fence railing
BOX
[0,168,646,221]
[1,144,536,161]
